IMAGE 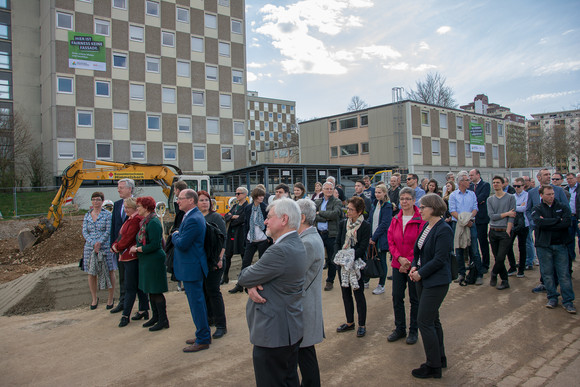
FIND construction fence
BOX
[0,186,61,219]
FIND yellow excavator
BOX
[17,158,212,252]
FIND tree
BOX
[346,96,369,112]
[406,72,457,108]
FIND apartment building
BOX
[299,100,507,183]
[246,90,296,164]
[9,0,247,182]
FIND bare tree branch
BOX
[346,96,369,112]
[406,72,457,108]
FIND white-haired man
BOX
[238,199,307,386]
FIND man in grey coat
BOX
[238,199,307,387]
[296,199,325,387]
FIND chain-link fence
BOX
[0,186,61,218]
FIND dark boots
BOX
[142,300,158,328]
[149,296,169,331]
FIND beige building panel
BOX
[145,72,162,85]
[421,125,431,137]
[178,131,193,143]
[112,68,129,80]
[413,154,423,165]
[161,46,176,59]
[128,41,145,54]
[176,21,189,34]
[440,128,448,140]
[74,69,94,77]
[218,56,231,68]
[129,100,147,111]
[231,34,244,45]
[55,28,69,42]
[113,129,130,141]
[220,108,232,119]
[111,7,129,22]
[456,130,465,141]
[57,158,74,173]
[205,80,220,92]
[162,102,177,114]
[56,94,75,106]
[147,130,163,142]
[75,1,93,14]
[145,14,161,28]
[449,156,458,167]
[232,83,244,94]
[218,4,231,16]
[190,51,205,62]
[192,105,206,116]
[221,160,234,171]
[328,127,368,148]
[193,160,208,172]
[233,136,246,146]
[206,133,221,144]
[432,155,441,166]
[94,96,112,110]
[205,27,218,40]
[76,126,95,140]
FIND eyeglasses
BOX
[235,192,243,195]
[551,178,561,181]
[406,177,414,181]
[91,198,103,201]
[513,185,522,188]
[399,197,413,201]
[176,196,188,201]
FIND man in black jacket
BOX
[469,169,491,273]
[531,185,576,314]
[222,187,248,284]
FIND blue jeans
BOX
[526,227,536,266]
[536,245,575,305]
[567,215,580,264]
[455,223,483,278]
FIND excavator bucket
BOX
[17,228,38,252]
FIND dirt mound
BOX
[0,216,85,283]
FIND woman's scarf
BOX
[342,214,364,250]
[249,203,265,241]
[137,212,156,246]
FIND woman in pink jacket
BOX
[386,187,426,345]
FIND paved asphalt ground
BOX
[1,259,579,386]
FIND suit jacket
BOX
[469,180,491,224]
[243,202,268,241]
[238,231,307,348]
[412,218,453,288]
[564,184,580,216]
[298,227,325,348]
[172,207,208,282]
[110,198,127,246]
[369,201,393,252]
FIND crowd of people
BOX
[80,167,578,384]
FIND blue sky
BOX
[245,0,580,120]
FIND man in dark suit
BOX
[469,169,491,272]
[109,178,134,313]
[171,189,211,353]
[238,198,307,387]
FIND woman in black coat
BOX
[334,196,371,338]
[409,194,453,379]
[222,187,248,284]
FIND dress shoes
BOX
[183,343,210,353]
[387,330,406,342]
[90,298,99,310]
[324,282,333,291]
[336,323,355,333]
[110,303,123,314]
[148,320,169,331]
[212,328,227,339]
[496,280,510,290]
[228,284,243,294]
[131,311,149,321]
[221,275,229,285]
[489,275,498,287]
[406,331,418,345]
[143,317,158,328]
[411,364,442,379]
[118,316,130,327]
[356,326,366,337]
[186,337,211,345]
[106,301,114,310]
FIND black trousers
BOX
[298,346,320,387]
[318,231,337,283]
[241,240,270,270]
[338,269,366,326]
[253,341,301,387]
[204,267,226,328]
[476,223,490,269]
[512,227,529,275]
[123,259,149,317]
[416,282,448,369]
[392,268,418,334]
[489,229,512,280]
[116,255,125,303]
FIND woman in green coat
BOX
[130,196,168,331]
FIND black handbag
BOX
[78,258,84,270]
[449,251,458,280]
[363,245,385,279]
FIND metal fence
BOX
[0,186,61,218]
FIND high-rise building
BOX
[9,0,247,183]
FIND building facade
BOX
[300,100,507,184]
[10,0,247,182]
[246,90,296,164]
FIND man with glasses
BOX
[406,174,425,202]
[315,182,343,291]
[222,187,249,285]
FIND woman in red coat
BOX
[111,197,148,327]
[386,187,426,345]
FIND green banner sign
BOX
[469,122,485,153]
[68,31,106,71]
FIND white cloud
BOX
[358,45,401,60]
[414,64,437,72]
[382,62,436,72]
[534,61,580,75]
[436,26,451,35]
[562,29,574,35]
[247,71,258,82]
[538,37,548,44]
[247,62,266,69]
[418,41,430,50]
[519,90,580,102]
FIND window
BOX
[232,19,242,34]
[0,0,8,9]
[449,141,457,157]
[361,142,369,154]
[94,19,110,36]
[413,138,422,155]
[259,111,264,119]
[232,69,243,84]
[57,77,73,93]
[205,14,217,29]
[340,117,358,130]
[439,113,448,129]
[360,115,368,126]
[277,113,282,120]
[194,146,206,160]
[264,141,270,150]
[147,115,160,130]
[162,31,175,47]
[273,123,278,130]
[77,110,93,127]
[234,121,244,136]
[250,131,255,139]
[95,81,110,97]
[256,142,261,151]
[191,36,203,52]
[130,84,144,100]
[264,122,269,130]
[0,78,9,99]
[56,12,73,30]
[287,133,292,141]
[330,146,338,157]
[420,111,431,126]
[268,112,273,119]
[330,121,337,132]
[192,91,204,105]
[432,139,440,155]
[96,142,112,160]
[221,147,232,161]
[278,132,283,141]
[471,117,478,123]
[260,131,265,140]
[162,87,175,104]
[492,145,499,160]
[206,65,217,80]
[264,102,269,110]
[113,0,127,10]
[498,123,504,137]
[130,25,144,42]
[146,1,159,16]
[485,121,491,135]
[220,94,231,108]
[465,143,472,158]
[0,45,9,70]
[146,56,160,72]
[131,143,145,160]
[176,7,189,23]
[113,112,128,129]
[340,144,358,156]
[269,132,274,140]
[456,116,463,131]
[176,61,190,77]
[164,145,177,161]
[58,141,75,159]
[207,118,219,135]
[218,0,230,6]
[113,53,127,68]
[218,42,230,57]
[178,117,191,132]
